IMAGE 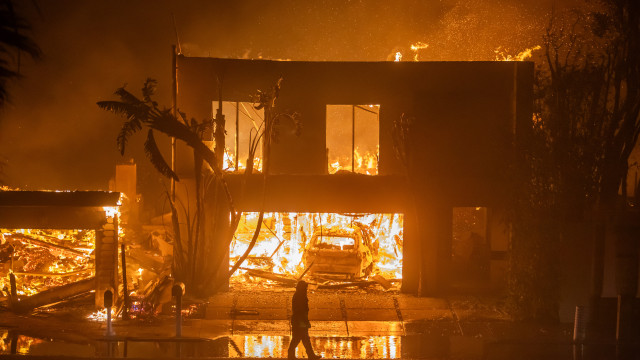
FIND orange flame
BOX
[230,212,403,285]
[495,45,541,61]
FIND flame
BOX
[230,212,403,287]
[1,206,120,298]
[87,307,116,321]
[328,146,378,175]
[223,148,263,173]
[0,330,45,355]
[223,148,236,171]
[229,335,401,359]
[393,42,429,62]
[495,45,541,61]
[410,42,429,61]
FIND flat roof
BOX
[0,191,121,207]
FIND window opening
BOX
[326,105,379,175]
[212,101,264,172]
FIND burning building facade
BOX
[174,56,533,295]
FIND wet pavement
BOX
[1,290,639,359]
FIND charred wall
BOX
[175,57,534,294]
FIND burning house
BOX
[173,56,533,295]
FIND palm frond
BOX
[0,26,40,59]
[178,110,189,125]
[144,129,179,181]
[114,86,142,105]
[97,100,142,118]
[0,4,41,59]
[116,118,143,155]
[142,78,157,103]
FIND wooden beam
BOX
[9,233,86,255]
[11,277,95,312]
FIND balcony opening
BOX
[212,101,264,173]
[230,212,403,291]
[326,105,379,175]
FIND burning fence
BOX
[230,212,403,290]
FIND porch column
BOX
[95,214,119,307]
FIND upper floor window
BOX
[326,105,379,175]
[212,101,264,172]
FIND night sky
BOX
[0,0,572,192]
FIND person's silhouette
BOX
[288,281,320,360]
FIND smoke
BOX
[0,0,565,194]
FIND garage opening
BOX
[230,212,403,290]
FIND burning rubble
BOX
[0,190,196,322]
[230,212,403,291]
[0,229,95,297]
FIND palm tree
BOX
[98,79,240,295]
[99,77,300,296]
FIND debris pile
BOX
[230,212,403,291]
[1,229,95,301]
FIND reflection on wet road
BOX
[2,328,639,359]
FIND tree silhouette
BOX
[508,0,640,321]
[0,0,40,107]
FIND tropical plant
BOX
[507,0,640,321]
[98,79,239,294]
[99,78,300,296]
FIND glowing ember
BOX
[86,307,115,321]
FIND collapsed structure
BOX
[174,56,534,295]
[0,191,120,309]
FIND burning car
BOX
[303,224,374,280]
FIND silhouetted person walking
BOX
[288,281,320,360]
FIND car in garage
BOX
[303,224,374,279]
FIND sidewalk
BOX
[201,291,514,337]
